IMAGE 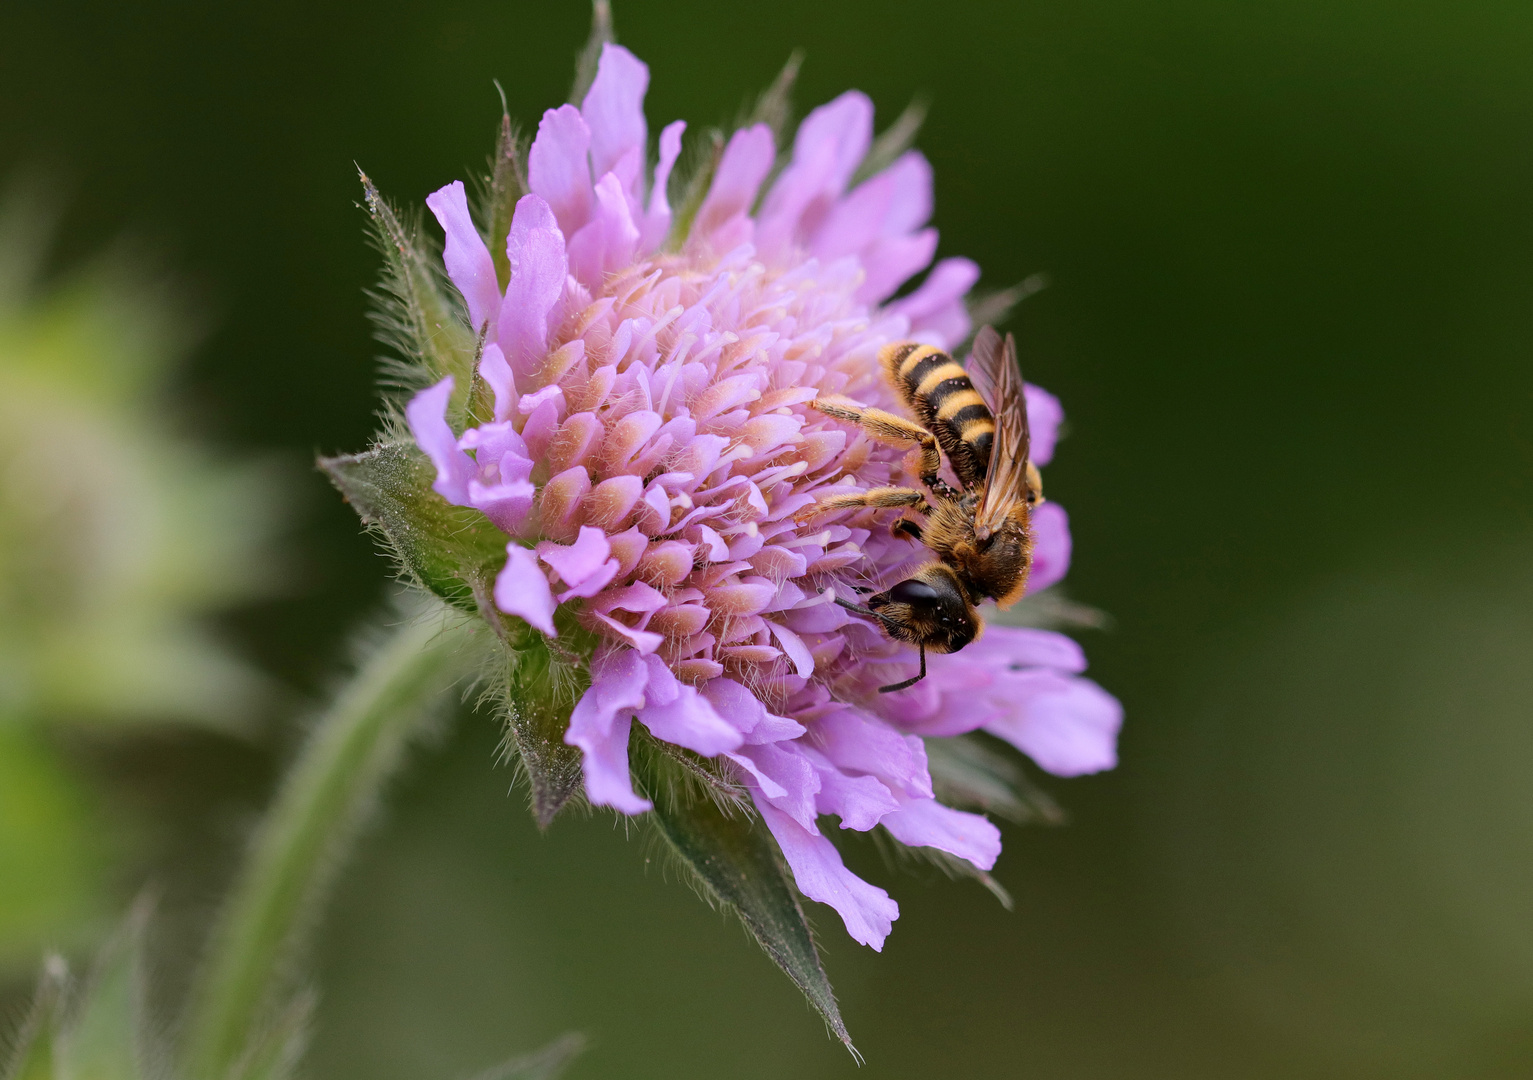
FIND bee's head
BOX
[867,568,980,654]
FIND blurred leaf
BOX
[925,732,1065,826]
[0,726,106,972]
[633,748,854,1056]
[52,897,155,1080]
[0,187,281,736]
[319,443,508,618]
[360,175,477,419]
[0,181,288,985]
[225,991,313,1080]
[0,176,59,313]
[1,955,67,1080]
[180,601,481,1080]
[465,1033,585,1080]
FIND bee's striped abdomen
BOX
[879,342,996,489]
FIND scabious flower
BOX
[392,43,1119,950]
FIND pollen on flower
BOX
[402,41,1121,950]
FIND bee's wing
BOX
[967,325,1002,406]
[971,328,1032,535]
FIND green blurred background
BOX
[4,0,1533,1076]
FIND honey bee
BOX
[803,326,1043,692]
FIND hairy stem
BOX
[180,599,478,1079]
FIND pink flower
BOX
[406,43,1120,949]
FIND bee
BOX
[802,326,1043,692]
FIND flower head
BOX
[364,42,1119,953]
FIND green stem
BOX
[180,599,479,1080]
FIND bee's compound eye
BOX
[888,579,941,606]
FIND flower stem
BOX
[179,599,479,1080]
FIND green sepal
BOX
[359,173,478,421]
[926,732,1064,826]
[568,1,613,106]
[962,273,1050,347]
[664,129,724,253]
[850,98,928,188]
[744,51,803,149]
[498,633,589,830]
[632,741,856,1057]
[318,442,507,617]
[479,112,527,293]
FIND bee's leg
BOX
[879,644,927,694]
[797,485,930,522]
[891,518,923,542]
[810,396,945,487]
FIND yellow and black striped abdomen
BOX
[879,342,996,489]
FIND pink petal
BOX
[581,43,649,205]
[880,797,1001,871]
[457,417,529,463]
[478,343,517,423]
[984,672,1122,777]
[766,621,815,678]
[1025,383,1064,466]
[887,256,979,349]
[498,195,569,381]
[641,119,686,251]
[878,150,935,236]
[538,525,619,598]
[699,677,807,744]
[756,92,874,258]
[493,544,557,636]
[593,580,668,615]
[887,257,979,321]
[1025,501,1071,594]
[812,707,932,799]
[527,104,594,238]
[590,612,664,654]
[727,742,819,828]
[810,150,932,260]
[812,758,900,832]
[566,171,641,288]
[795,92,873,192]
[755,799,898,951]
[962,625,1087,674]
[459,421,536,531]
[567,649,653,813]
[469,478,535,535]
[639,688,743,757]
[855,227,938,305]
[404,377,473,505]
[425,180,501,335]
[692,123,774,248]
[582,713,650,814]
